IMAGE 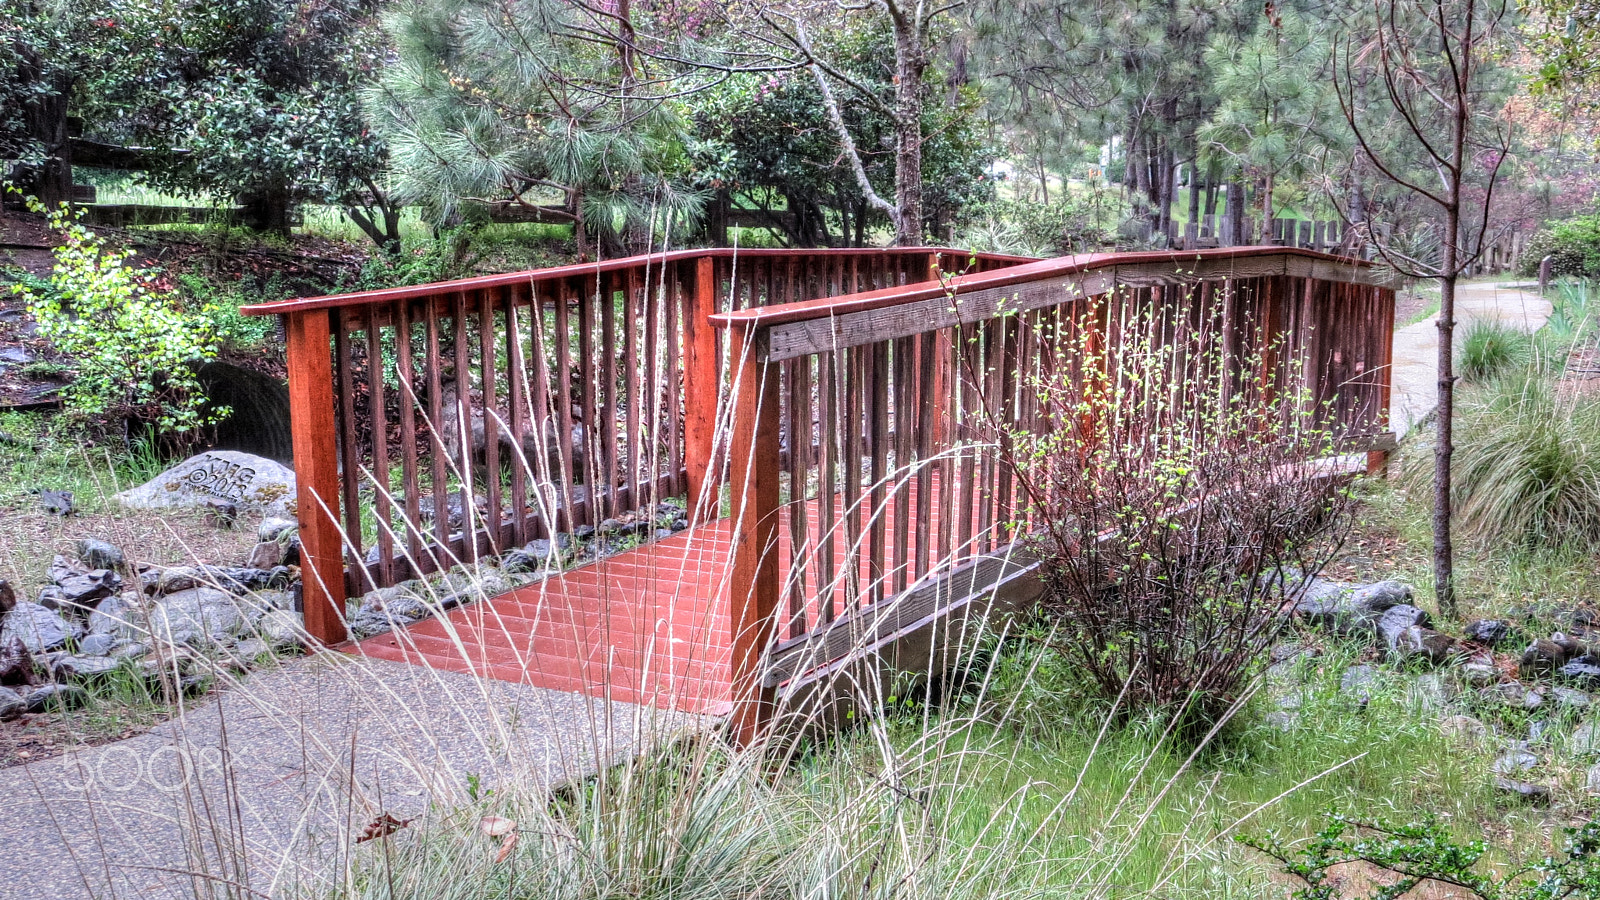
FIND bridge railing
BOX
[710,247,1397,743]
[243,247,1033,644]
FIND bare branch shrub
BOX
[992,286,1358,728]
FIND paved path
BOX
[0,653,704,900]
[1389,281,1552,439]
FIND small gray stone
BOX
[89,592,141,638]
[1559,658,1600,690]
[654,528,674,541]
[1441,715,1489,741]
[1461,661,1500,687]
[54,569,121,610]
[1340,665,1376,704]
[254,609,303,648]
[1521,640,1572,679]
[1524,688,1547,711]
[0,601,79,653]
[245,541,284,570]
[34,489,74,516]
[1494,777,1550,802]
[77,633,117,656]
[76,538,124,571]
[110,641,149,660]
[1465,619,1512,646]
[0,685,24,720]
[257,517,297,543]
[1586,764,1600,794]
[51,654,120,680]
[1553,686,1594,710]
[232,638,272,660]
[1492,747,1540,775]
[24,683,87,712]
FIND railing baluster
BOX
[396,300,423,573]
[333,309,363,588]
[367,305,392,587]
[505,285,532,543]
[479,290,502,554]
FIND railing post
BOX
[685,256,720,521]
[726,321,781,747]
[285,309,349,646]
[926,252,953,445]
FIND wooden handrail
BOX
[240,246,1037,317]
[707,246,1388,332]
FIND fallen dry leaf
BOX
[356,813,414,843]
[479,815,517,837]
[494,830,520,863]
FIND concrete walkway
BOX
[0,653,704,900]
[1388,281,1552,439]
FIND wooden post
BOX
[726,321,781,747]
[684,256,720,521]
[926,252,953,446]
[285,309,349,646]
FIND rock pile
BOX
[1291,575,1600,800]
[0,520,308,716]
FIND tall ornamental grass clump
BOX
[993,292,1356,730]
[1448,371,1600,552]
[1457,319,1532,383]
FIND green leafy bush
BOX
[1244,814,1600,899]
[9,204,223,433]
[1519,215,1600,278]
[1445,371,1600,552]
[1457,319,1532,382]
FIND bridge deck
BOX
[349,478,977,715]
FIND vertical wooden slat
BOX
[785,355,810,638]
[624,267,642,514]
[366,306,392,587]
[396,300,423,569]
[867,340,888,605]
[643,261,661,514]
[554,278,579,531]
[505,286,532,543]
[579,274,600,528]
[842,345,862,608]
[333,310,363,583]
[916,329,937,580]
[817,349,839,625]
[451,291,476,563]
[424,304,450,556]
[600,272,620,519]
[666,262,683,494]
[286,309,347,645]
[891,335,912,593]
[479,290,502,554]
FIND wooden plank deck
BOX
[349,474,989,716]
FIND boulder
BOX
[114,450,296,517]
[77,633,117,656]
[75,538,124,571]
[1461,660,1500,687]
[0,602,79,653]
[1295,579,1413,638]
[149,589,245,644]
[0,685,24,720]
[1574,722,1600,756]
[1378,604,1429,646]
[1520,640,1572,679]
[1464,619,1512,646]
[53,569,121,611]
[1552,686,1594,710]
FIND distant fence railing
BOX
[242,247,1033,644]
[710,247,1398,742]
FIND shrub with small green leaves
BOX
[10,202,224,433]
[1243,814,1600,899]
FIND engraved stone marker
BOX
[115,450,297,517]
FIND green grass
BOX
[0,412,167,516]
[1458,320,1533,383]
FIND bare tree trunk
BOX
[891,22,926,245]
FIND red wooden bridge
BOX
[244,245,1396,743]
